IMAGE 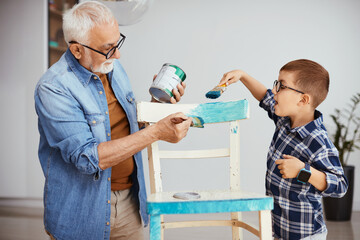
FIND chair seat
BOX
[147,190,273,215]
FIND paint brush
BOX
[205,84,227,99]
[188,115,204,128]
[170,116,204,128]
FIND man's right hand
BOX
[154,112,192,143]
[98,112,192,170]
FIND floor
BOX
[0,207,359,239]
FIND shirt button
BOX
[105,111,108,115]
[107,133,110,137]
[99,91,103,94]
[93,76,97,80]
[92,120,96,124]
[108,178,110,181]
[106,222,110,225]
[107,200,110,204]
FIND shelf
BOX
[48,0,78,67]
[49,8,63,18]
[49,45,68,52]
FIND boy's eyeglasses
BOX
[273,80,305,94]
[69,33,126,59]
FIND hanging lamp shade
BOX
[98,0,154,26]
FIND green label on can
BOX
[170,64,186,81]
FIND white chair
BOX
[137,100,273,240]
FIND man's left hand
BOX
[151,74,186,104]
[275,155,305,179]
[170,82,186,103]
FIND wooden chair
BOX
[137,100,273,240]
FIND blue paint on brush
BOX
[205,91,222,99]
[205,84,227,99]
[187,115,205,128]
[189,100,249,124]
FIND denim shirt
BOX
[34,49,148,240]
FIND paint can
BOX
[149,63,186,103]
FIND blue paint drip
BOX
[231,126,239,134]
[189,100,248,124]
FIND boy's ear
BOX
[299,94,311,106]
[69,44,83,60]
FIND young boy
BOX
[219,59,348,240]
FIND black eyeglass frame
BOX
[273,80,305,94]
[69,33,126,59]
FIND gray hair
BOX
[63,1,116,45]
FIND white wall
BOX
[120,0,360,210]
[0,0,46,199]
[0,0,359,211]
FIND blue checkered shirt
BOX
[260,90,348,240]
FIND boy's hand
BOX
[219,69,267,102]
[219,70,244,86]
[275,155,305,179]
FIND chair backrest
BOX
[136,100,249,194]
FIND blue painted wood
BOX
[147,197,273,215]
[149,215,161,240]
[188,100,248,124]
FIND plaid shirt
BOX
[260,90,348,240]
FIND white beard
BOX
[92,59,114,74]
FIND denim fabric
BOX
[34,49,148,240]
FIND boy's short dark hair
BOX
[280,59,329,108]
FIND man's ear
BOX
[69,44,82,59]
[299,94,311,106]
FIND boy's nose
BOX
[271,87,277,95]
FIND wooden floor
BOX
[0,207,359,239]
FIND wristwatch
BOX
[297,162,311,183]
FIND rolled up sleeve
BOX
[259,89,277,121]
[35,81,102,175]
[313,150,348,198]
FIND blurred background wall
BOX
[0,0,359,210]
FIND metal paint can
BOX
[149,63,186,103]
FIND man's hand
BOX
[154,112,192,143]
[275,154,305,179]
[170,82,186,103]
[151,74,186,104]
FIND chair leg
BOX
[259,210,272,240]
[150,214,161,240]
[231,212,242,240]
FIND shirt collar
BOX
[65,48,113,86]
[286,110,323,139]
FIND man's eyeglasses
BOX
[69,33,126,59]
[273,80,305,94]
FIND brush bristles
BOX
[205,85,227,99]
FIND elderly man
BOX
[34,1,191,239]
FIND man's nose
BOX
[112,48,121,59]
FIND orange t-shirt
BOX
[99,74,134,191]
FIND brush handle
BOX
[170,117,187,124]
[212,84,227,92]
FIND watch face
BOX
[297,170,311,183]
